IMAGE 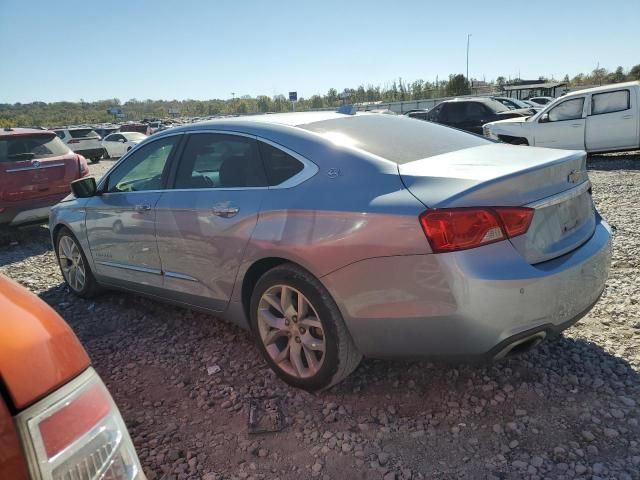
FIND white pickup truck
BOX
[483,81,640,153]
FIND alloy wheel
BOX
[58,235,86,292]
[257,284,326,378]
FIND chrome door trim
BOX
[164,271,198,282]
[95,260,162,275]
[525,180,591,209]
[6,162,66,172]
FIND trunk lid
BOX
[399,144,595,264]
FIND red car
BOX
[0,273,145,479]
[0,128,89,227]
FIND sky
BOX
[1,0,638,104]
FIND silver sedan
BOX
[50,112,611,390]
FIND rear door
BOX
[585,88,639,151]
[154,132,268,311]
[0,133,78,204]
[533,96,586,150]
[85,134,181,288]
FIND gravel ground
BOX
[1,154,639,480]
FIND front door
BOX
[586,88,638,151]
[533,96,586,150]
[85,135,181,288]
[155,132,267,311]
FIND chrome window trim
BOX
[96,260,162,275]
[6,162,66,172]
[525,180,591,209]
[258,137,319,189]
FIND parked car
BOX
[51,112,611,390]
[102,131,148,158]
[528,96,555,105]
[52,127,105,163]
[484,81,640,152]
[0,273,145,480]
[405,109,430,120]
[0,128,89,227]
[94,126,120,139]
[423,97,530,134]
[492,96,541,113]
[120,123,151,135]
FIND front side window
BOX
[465,103,488,120]
[547,98,584,122]
[0,134,70,162]
[106,136,178,193]
[174,133,266,189]
[443,103,467,122]
[591,90,630,115]
[258,142,304,186]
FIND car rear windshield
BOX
[0,134,71,162]
[69,128,99,139]
[300,114,490,164]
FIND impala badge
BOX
[567,170,582,184]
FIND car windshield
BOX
[301,114,490,164]
[123,132,146,141]
[0,134,71,162]
[483,99,511,113]
[69,128,99,139]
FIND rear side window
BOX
[591,90,630,115]
[174,133,266,189]
[0,135,70,162]
[258,142,304,186]
[443,103,467,122]
[69,129,99,139]
[301,114,489,164]
[465,102,489,120]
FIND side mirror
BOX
[119,138,126,143]
[71,176,97,198]
[539,113,550,123]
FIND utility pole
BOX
[466,34,472,83]
[231,92,235,113]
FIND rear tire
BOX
[55,227,99,298]
[103,149,110,159]
[250,264,362,391]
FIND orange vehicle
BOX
[0,274,145,480]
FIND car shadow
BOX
[35,283,639,478]
[0,224,52,266]
[588,150,640,171]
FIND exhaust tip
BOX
[494,332,546,360]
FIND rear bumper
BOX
[72,148,104,157]
[0,195,66,227]
[322,220,612,358]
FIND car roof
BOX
[0,127,55,137]
[0,274,90,410]
[561,80,639,98]
[446,97,498,104]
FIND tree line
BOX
[1,64,638,128]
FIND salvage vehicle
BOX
[102,132,148,158]
[52,127,106,163]
[50,111,611,390]
[0,128,89,227]
[484,81,640,152]
[0,274,145,480]
[423,97,530,134]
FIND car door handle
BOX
[622,114,633,119]
[135,204,151,212]
[212,206,239,218]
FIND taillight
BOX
[77,154,89,177]
[420,207,533,253]
[16,368,145,480]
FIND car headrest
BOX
[218,154,248,187]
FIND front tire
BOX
[250,264,362,391]
[55,227,99,298]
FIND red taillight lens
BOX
[420,207,533,253]
[494,207,534,238]
[39,383,111,458]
